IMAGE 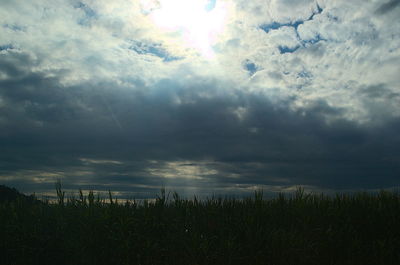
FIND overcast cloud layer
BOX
[1,0,400,198]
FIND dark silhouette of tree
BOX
[0,185,37,203]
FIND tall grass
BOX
[1,186,400,265]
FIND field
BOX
[1,185,400,265]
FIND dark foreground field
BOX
[1,185,400,265]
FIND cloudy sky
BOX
[1,0,400,198]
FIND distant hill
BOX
[0,185,38,203]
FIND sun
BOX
[141,0,228,58]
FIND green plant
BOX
[1,186,400,265]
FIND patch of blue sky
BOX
[0,44,13,51]
[3,24,25,32]
[297,70,313,79]
[243,60,258,76]
[260,4,323,33]
[302,34,326,46]
[276,34,326,54]
[204,0,217,12]
[75,2,96,17]
[310,4,323,20]
[327,13,339,22]
[260,22,287,33]
[129,41,183,62]
[261,4,326,54]
[75,2,97,26]
[278,45,300,54]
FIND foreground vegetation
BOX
[1,185,400,265]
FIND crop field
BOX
[1,185,400,265]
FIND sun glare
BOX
[140,0,227,58]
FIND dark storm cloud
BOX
[375,0,400,14]
[359,84,400,99]
[1,50,400,197]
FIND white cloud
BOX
[226,0,400,123]
[146,160,218,180]
[0,0,399,124]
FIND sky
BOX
[0,0,400,198]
